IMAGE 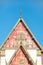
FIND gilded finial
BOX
[20,8,22,18]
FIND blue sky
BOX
[0,0,43,46]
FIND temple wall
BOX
[37,55,42,65]
[27,49,37,63]
[1,56,6,65]
[5,49,16,63]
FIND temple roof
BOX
[0,17,43,51]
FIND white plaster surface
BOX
[37,56,42,65]
[5,49,16,63]
[1,56,6,65]
[27,49,37,63]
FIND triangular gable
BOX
[8,45,34,65]
[0,18,42,50]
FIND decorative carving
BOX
[2,21,38,49]
[15,28,27,41]
[37,50,41,55]
[10,48,31,65]
[0,50,5,56]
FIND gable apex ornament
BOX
[20,8,22,18]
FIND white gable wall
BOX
[1,56,6,65]
[27,49,37,63]
[37,55,42,65]
[5,49,16,63]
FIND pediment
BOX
[1,18,42,50]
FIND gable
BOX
[1,18,42,50]
[9,46,34,65]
